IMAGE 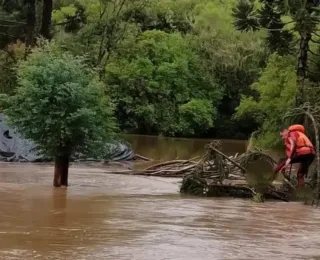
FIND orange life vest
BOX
[285,124,315,157]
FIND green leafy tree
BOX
[232,0,320,106]
[52,0,269,139]
[0,0,279,141]
[0,0,26,49]
[52,2,86,33]
[178,99,215,136]
[191,0,266,138]
[54,0,152,77]
[0,0,54,94]
[126,0,194,33]
[106,30,222,136]
[0,41,117,187]
[234,54,297,147]
[0,40,25,94]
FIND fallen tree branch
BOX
[206,144,247,173]
[144,159,198,171]
[133,154,152,161]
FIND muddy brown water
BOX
[0,136,320,260]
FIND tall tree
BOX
[53,0,153,78]
[25,0,36,55]
[0,42,117,187]
[232,0,320,106]
[190,0,265,138]
[40,0,53,39]
[0,1,26,93]
[0,0,25,49]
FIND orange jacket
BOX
[285,124,315,158]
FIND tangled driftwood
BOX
[179,141,292,201]
[109,141,295,201]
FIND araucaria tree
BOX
[232,0,320,106]
[0,42,116,187]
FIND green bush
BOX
[234,54,297,148]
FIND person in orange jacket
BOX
[274,124,315,187]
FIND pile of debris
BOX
[112,140,295,202]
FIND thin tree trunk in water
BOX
[314,128,320,205]
[40,0,53,40]
[25,0,36,58]
[304,111,320,205]
[311,118,320,205]
[53,155,70,187]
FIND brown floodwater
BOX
[0,136,320,260]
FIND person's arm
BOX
[285,137,296,166]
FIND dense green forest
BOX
[1,0,320,148]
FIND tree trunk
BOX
[304,111,320,205]
[296,32,311,107]
[25,0,36,58]
[53,155,70,187]
[40,0,53,40]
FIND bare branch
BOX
[311,38,320,44]
[99,0,108,20]
[308,58,319,66]
[308,49,320,57]
[0,32,18,39]
[0,19,26,25]
[313,32,320,38]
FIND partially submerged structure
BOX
[0,113,135,162]
[113,141,315,202]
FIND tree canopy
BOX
[106,30,222,136]
[234,54,297,147]
[2,0,320,149]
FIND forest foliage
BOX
[2,0,320,147]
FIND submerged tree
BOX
[0,41,117,187]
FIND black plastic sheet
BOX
[0,113,134,162]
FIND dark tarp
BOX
[0,113,134,162]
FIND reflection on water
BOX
[0,137,319,260]
[124,135,284,172]
[124,135,248,160]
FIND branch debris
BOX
[108,141,294,202]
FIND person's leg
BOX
[292,154,315,188]
[297,163,305,187]
[304,154,315,178]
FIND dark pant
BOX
[274,153,315,187]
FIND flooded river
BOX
[0,136,320,260]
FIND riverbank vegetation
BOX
[0,0,262,142]
[1,0,320,147]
